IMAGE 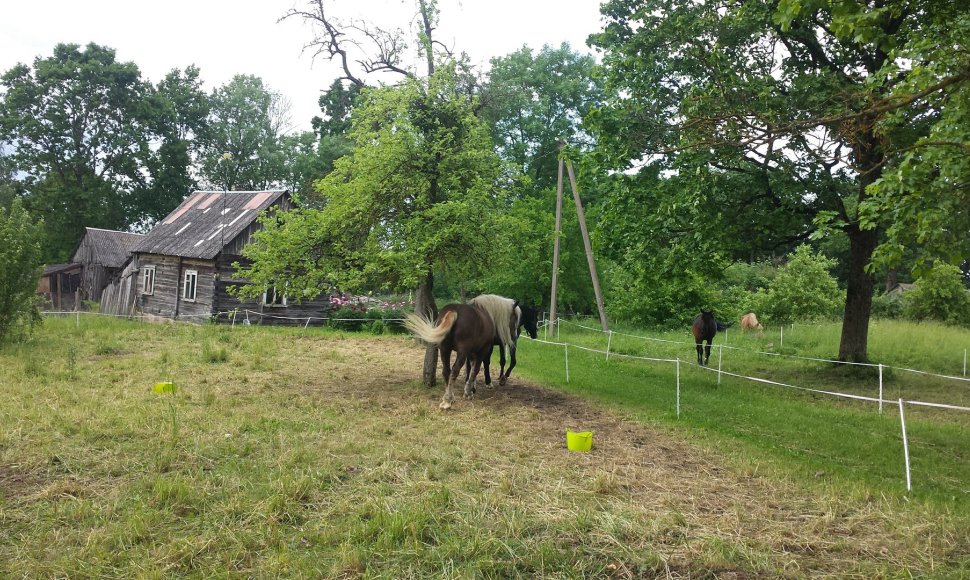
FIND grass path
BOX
[1,318,967,577]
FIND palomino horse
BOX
[405,304,495,410]
[468,295,540,387]
[740,312,763,335]
[691,311,718,366]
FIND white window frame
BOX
[182,269,198,302]
[262,285,287,307]
[141,266,155,295]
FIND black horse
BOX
[691,311,718,366]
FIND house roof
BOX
[132,190,287,259]
[72,228,145,268]
[44,263,83,276]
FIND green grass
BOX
[1,314,969,577]
[523,318,970,508]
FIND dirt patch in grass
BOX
[0,464,48,500]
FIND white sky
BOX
[1,0,605,132]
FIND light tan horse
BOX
[740,312,763,335]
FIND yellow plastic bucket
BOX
[153,382,177,394]
[566,430,592,452]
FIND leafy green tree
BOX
[198,75,288,191]
[139,66,210,225]
[758,246,844,325]
[238,65,503,312]
[481,44,603,194]
[0,199,44,343]
[0,43,152,260]
[590,0,970,361]
[903,262,970,326]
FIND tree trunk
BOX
[838,225,878,362]
[414,270,438,386]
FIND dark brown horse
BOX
[691,311,718,366]
[404,304,495,409]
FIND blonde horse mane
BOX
[470,294,517,347]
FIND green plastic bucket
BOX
[566,430,592,452]
[153,382,177,394]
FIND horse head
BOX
[518,304,539,339]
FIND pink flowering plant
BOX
[328,294,413,333]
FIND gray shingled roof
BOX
[73,228,145,268]
[133,190,287,259]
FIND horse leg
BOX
[448,352,468,405]
[482,342,494,388]
[498,344,508,386]
[695,340,704,366]
[704,341,712,366]
[440,347,456,410]
[503,343,518,384]
[467,357,485,398]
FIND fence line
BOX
[559,318,970,385]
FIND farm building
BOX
[37,263,83,310]
[71,227,144,303]
[102,190,332,324]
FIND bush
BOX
[0,200,44,344]
[329,306,367,331]
[759,245,843,325]
[871,292,904,319]
[903,262,970,326]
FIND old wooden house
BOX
[71,227,145,303]
[116,189,332,324]
[38,263,83,310]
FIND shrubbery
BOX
[902,262,970,327]
[0,200,44,344]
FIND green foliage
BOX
[238,65,504,299]
[198,75,288,191]
[903,261,970,326]
[0,199,44,343]
[870,292,905,320]
[759,246,844,325]
[0,43,152,260]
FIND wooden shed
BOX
[71,228,145,302]
[38,263,83,310]
[120,190,332,324]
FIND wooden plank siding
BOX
[213,255,335,326]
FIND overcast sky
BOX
[1,0,606,132]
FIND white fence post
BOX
[898,398,912,492]
[879,364,884,415]
[780,325,784,348]
[606,330,613,361]
[564,344,569,383]
[676,358,681,418]
[717,344,723,385]
[964,348,967,377]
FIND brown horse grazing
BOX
[691,311,718,366]
[404,304,495,410]
[740,312,763,334]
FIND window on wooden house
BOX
[263,285,287,307]
[141,266,155,295]
[182,270,198,302]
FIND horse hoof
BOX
[484,382,493,389]
[499,377,507,386]
[439,400,452,410]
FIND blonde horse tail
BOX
[404,310,457,346]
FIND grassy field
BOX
[1,315,969,577]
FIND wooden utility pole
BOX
[566,159,609,332]
[548,145,609,334]
[549,155,565,335]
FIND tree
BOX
[197,75,289,191]
[590,0,970,361]
[139,66,210,226]
[0,199,44,344]
[0,43,153,261]
[481,44,604,194]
